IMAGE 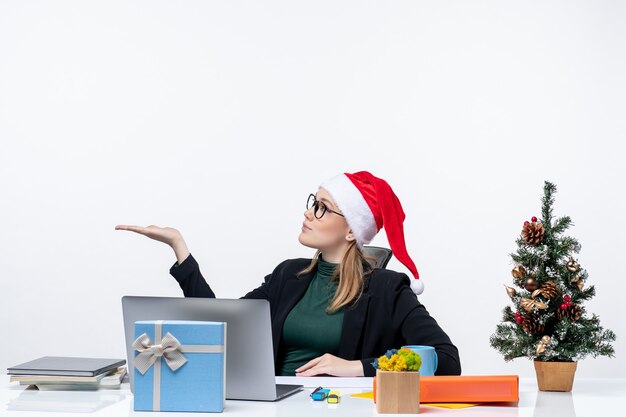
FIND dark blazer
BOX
[170,254,461,377]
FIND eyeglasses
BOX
[307,194,344,219]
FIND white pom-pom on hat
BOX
[410,278,424,295]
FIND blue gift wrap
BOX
[133,320,226,412]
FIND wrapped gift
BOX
[133,320,226,412]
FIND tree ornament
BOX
[521,222,545,245]
[521,297,549,312]
[557,304,583,321]
[560,295,573,310]
[521,313,544,335]
[531,216,538,222]
[505,286,517,298]
[511,266,527,287]
[536,335,551,355]
[570,274,584,290]
[512,266,526,278]
[524,221,530,226]
[524,277,539,292]
[515,311,522,325]
[566,257,580,272]
[531,281,558,299]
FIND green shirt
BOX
[279,258,345,376]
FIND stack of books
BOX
[7,356,127,390]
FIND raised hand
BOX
[115,224,190,263]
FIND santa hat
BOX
[320,171,423,295]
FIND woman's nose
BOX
[304,208,314,220]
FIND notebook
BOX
[7,357,126,377]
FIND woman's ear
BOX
[346,232,355,242]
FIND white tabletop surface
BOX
[3,376,625,417]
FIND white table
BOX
[3,376,625,417]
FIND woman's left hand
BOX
[295,354,364,377]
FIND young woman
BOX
[116,171,461,377]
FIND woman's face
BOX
[298,187,353,254]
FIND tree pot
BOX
[533,360,577,392]
[374,370,420,414]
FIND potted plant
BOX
[490,182,616,392]
[372,348,422,414]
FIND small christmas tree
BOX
[490,181,615,362]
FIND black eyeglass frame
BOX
[306,194,345,219]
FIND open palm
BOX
[115,224,182,246]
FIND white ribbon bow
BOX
[132,332,188,375]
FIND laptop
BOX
[121,296,303,401]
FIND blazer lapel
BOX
[338,291,371,359]
[271,271,314,360]
[278,272,314,321]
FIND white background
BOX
[1,0,624,378]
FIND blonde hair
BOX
[299,241,375,313]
